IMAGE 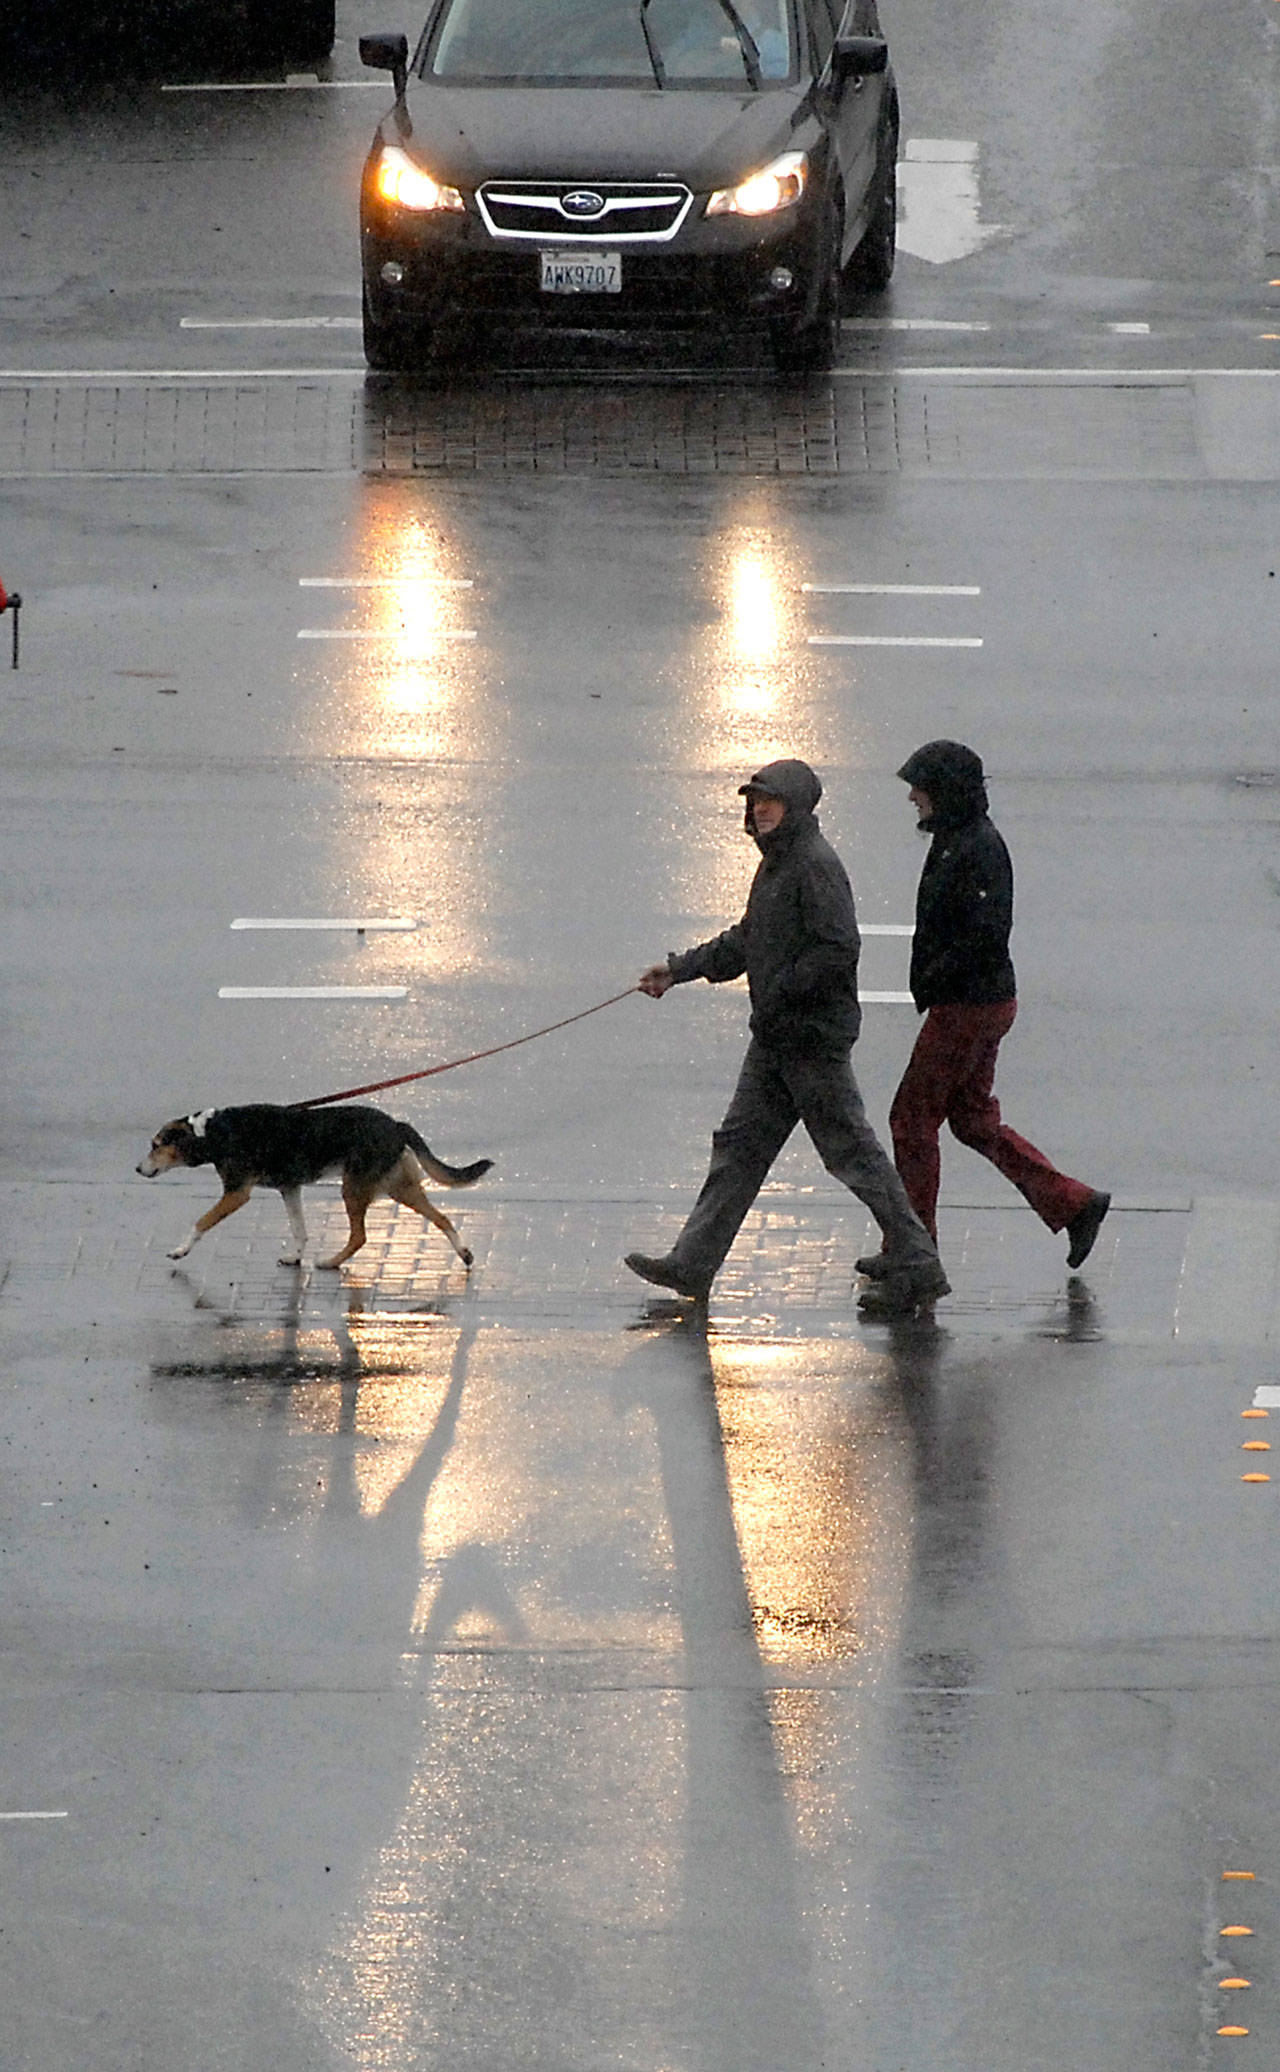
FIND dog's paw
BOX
[278,1253,303,1268]
[315,1255,343,1272]
[167,1242,191,1261]
[460,1247,474,1269]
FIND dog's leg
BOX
[316,1179,374,1271]
[278,1187,308,1267]
[388,1165,475,1269]
[167,1186,253,1261]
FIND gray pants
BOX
[670,1040,939,1285]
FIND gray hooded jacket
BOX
[667,759,862,1055]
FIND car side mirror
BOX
[359,31,409,101]
[831,34,889,80]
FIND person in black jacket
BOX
[625,758,948,1315]
[867,741,1110,1277]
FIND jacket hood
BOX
[740,758,823,849]
[897,739,989,831]
[739,758,823,814]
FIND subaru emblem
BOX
[562,189,606,218]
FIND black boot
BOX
[857,1259,951,1316]
[1065,1191,1111,1271]
[624,1251,710,1301]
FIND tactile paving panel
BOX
[0,1182,1189,1344]
[0,376,1202,478]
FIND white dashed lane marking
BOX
[300,576,474,589]
[809,634,983,647]
[841,318,991,332]
[180,316,361,330]
[162,78,384,92]
[218,986,409,1000]
[230,918,418,932]
[297,629,478,641]
[805,576,982,648]
[803,583,981,596]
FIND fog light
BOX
[769,265,794,291]
[381,260,405,287]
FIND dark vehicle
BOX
[358,0,897,372]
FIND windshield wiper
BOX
[639,0,667,87]
[713,0,762,87]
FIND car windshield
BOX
[426,0,794,86]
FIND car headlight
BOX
[706,150,808,217]
[373,145,465,213]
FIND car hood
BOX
[392,84,810,190]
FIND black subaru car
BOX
[358,0,897,372]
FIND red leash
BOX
[291,985,642,1109]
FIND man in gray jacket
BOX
[625,759,948,1315]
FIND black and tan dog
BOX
[137,1103,492,1270]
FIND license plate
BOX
[539,250,622,294]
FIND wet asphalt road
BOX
[2,1,1280,2067]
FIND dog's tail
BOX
[402,1124,493,1188]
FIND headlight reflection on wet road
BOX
[304,487,502,997]
[315,494,482,766]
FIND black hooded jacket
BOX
[898,741,1016,1009]
[666,759,862,1055]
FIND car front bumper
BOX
[360,184,828,334]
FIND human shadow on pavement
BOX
[609,1310,828,2072]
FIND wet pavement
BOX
[3,0,1280,2063]
[2,1185,1278,2069]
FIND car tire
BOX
[846,126,897,292]
[362,289,425,372]
[770,197,842,374]
[255,0,335,64]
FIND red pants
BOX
[888,1001,1094,1243]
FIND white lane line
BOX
[162,79,384,92]
[862,992,914,1004]
[0,1810,69,1821]
[218,986,408,1000]
[841,318,991,332]
[1253,1386,1280,1407]
[808,635,983,648]
[300,576,474,589]
[5,366,1280,383]
[831,368,1280,382]
[297,628,477,641]
[1109,322,1152,335]
[230,917,418,931]
[180,316,361,330]
[803,583,980,595]
[860,924,914,936]
[0,368,367,380]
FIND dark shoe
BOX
[855,1252,893,1280]
[1065,1191,1111,1271]
[624,1251,710,1301]
[857,1259,950,1316]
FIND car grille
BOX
[476,181,694,243]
